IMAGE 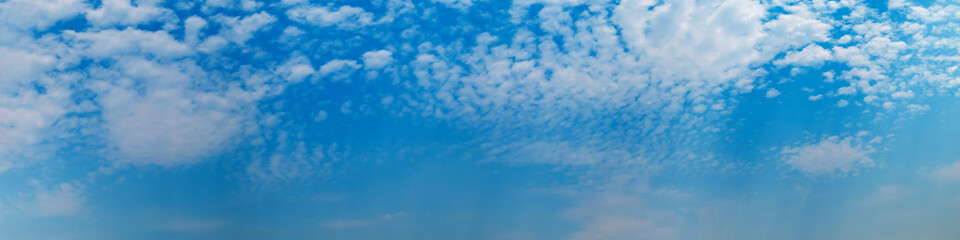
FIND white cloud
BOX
[837,99,849,107]
[98,85,247,166]
[614,0,829,83]
[286,5,374,28]
[0,161,12,174]
[314,110,328,122]
[891,90,914,99]
[151,219,231,232]
[212,11,276,44]
[0,0,90,30]
[321,211,407,229]
[318,59,360,81]
[861,185,903,206]
[775,44,832,67]
[340,100,353,114]
[0,47,71,173]
[33,182,84,216]
[565,194,680,240]
[765,88,781,98]
[246,141,345,183]
[184,16,208,46]
[932,161,960,183]
[614,0,768,83]
[780,136,874,176]
[277,54,315,83]
[362,50,394,69]
[64,28,193,59]
[431,0,473,9]
[84,0,175,27]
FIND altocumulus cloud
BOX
[781,136,875,176]
[2,0,960,239]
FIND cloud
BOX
[212,11,277,44]
[0,47,70,173]
[98,84,247,166]
[861,185,903,206]
[780,136,874,176]
[64,28,193,59]
[245,136,347,183]
[932,161,960,183]
[286,4,374,28]
[775,44,833,67]
[150,219,231,232]
[321,211,407,229]
[184,16,208,46]
[0,161,11,174]
[33,182,84,216]
[614,0,829,83]
[0,0,89,30]
[84,0,176,27]
[765,88,781,98]
[565,194,680,240]
[318,59,360,81]
[276,54,315,83]
[362,50,394,69]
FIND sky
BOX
[2,0,960,239]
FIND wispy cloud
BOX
[321,212,407,229]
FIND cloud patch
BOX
[780,136,874,176]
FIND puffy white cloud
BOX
[64,28,193,59]
[837,99,849,107]
[362,50,394,69]
[286,5,374,28]
[98,85,247,166]
[212,11,277,44]
[780,136,874,176]
[431,0,473,9]
[765,88,781,98]
[775,44,833,67]
[0,0,89,30]
[614,0,767,83]
[184,16,208,46]
[614,0,829,83]
[277,54,315,83]
[84,0,176,27]
[891,90,914,99]
[199,0,261,11]
[318,59,360,80]
[0,47,71,174]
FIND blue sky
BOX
[3,0,960,239]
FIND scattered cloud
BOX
[321,212,407,229]
[362,50,394,70]
[565,194,680,240]
[861,185,903,206]
[932,161,960,183]
[780,136,874,176]
[32,182,84,216]
[286,4,374,28]
[0,0,90,30]
[84,0,175,27]
[150,219,232,232]
[765,88,781,98]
